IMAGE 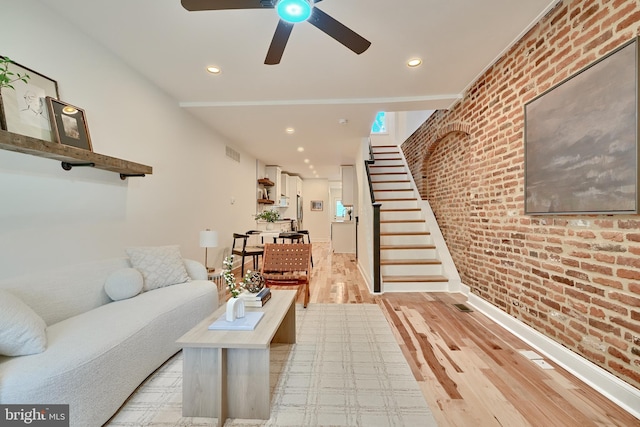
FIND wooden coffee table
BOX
[176,289,297,424]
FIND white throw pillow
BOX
[126,245,190,291]
[0,289,47,356]
[104,268,143,301]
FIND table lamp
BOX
[199,229,218,272]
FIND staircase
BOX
[370,145,449,292]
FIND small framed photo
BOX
[310,200,323,211]
[46,97,93,151]
[0,58,59,141]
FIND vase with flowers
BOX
[222,255,254,321]
[255,209,280,230]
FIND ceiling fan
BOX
[181,0,371,65]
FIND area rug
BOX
[106,304,438,426]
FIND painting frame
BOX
[0,57,60,141]
[310,200,323,211]
[524,37,639,215]
[46,97,93,151]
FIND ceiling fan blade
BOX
[308,8,371,55]
[265,20,294,65]
[181,0,273,12]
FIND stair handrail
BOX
[365,142,381,293]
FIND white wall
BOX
[301,179,330,242]
[0,0,257,278]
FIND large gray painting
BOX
[525,38,638,214]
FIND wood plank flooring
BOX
[305,242,639,427]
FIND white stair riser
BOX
[381,222,427,233]
[378,200,418,209]
[382,282,450,293]
[382,264,443,276]
[370,174,408,182]
[373,159,404,166]
[381,234,433,246]
[381,248,436,259]
[372,181,412,191]
[380,211,423,221]
[369,166,406,174]
[375,190,415,200]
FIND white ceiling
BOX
[38,0,560,180]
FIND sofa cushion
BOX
[104,268,143,301]
[126,245,190,291]
[0,290,47,356]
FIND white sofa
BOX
[0,251,218,427]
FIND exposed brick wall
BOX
[402,0,640,389]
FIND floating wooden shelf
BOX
[0,129,152,180]
[257,178,274,186]
[258,198,275,204]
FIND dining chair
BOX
[297,230,313,267]
[275,231,305,244]
[260,243,312,307]
[231,233,264,277]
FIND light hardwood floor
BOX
[302,242,639,427]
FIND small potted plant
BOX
[222,255,253,321]
[255,209,280,230]
[0,56,30,90]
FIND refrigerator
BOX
[296,195,303,230]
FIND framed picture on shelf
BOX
[310,200,323,211]
[46,97,93,151]
[524,37,639,215]
[0,58,59,141]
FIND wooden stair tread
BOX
[380,219,425,223]
[376,198,417,201]
[370,164,404,168]
[374,188,414,192]
[380,208,421,212]
[382,275,449,282]
[381,259,442,265]
[370,172,407,175]
[373,180,411,184]
[381,244,436,250]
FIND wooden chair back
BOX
[261,243,312,307]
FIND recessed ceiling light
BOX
[309,165,314,169]
[286,127,295,134]
[407,58,422,68]
[206,66,221,74]
[304,159,309,163]
[297,147,304,152]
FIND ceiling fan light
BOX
[276,0,313,23]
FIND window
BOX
[335,200,346,219]
[371,111,387,133]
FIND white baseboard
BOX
[467,293,640,419]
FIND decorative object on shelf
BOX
[243,271,265,293]
[46,97,93,151]
[255,209,280,230]
[310,200,323,211]
[525,36,639,215]
[199,229,219,272]
[0,57,59,142]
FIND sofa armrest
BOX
[182,259,207,280]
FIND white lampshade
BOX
[199,230,218,248]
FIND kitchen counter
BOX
[331,221,356,254]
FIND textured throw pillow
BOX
[126,245,190,291]
[104,268,144,301]
[0,290,47,356]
